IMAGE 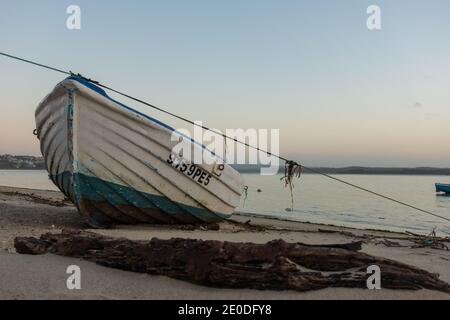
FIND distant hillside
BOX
[311,166,450,175]
[0,155,448,175]
[0,154,45,170]
[231,164,450,175]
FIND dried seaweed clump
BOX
[280,161,302,211]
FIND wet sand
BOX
[1,185,449,300]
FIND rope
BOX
[0,52,70,76]
[1,51,449,223]
[303,167,450,222]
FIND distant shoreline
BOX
[231,165,450,175]
[1,167,449,176]
[0,155,45,170]
[1,154,448,175]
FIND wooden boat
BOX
[436,183,450,195]
[35,76,244,227]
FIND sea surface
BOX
[1,170,449,235]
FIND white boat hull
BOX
[35,77,244,227]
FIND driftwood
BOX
[14,229,450,293]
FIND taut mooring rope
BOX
[1,51,449,223]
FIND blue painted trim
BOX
[51,171,73,200]
[51,172,230,223]
[67,76,176,133]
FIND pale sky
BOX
[0,0,449,167]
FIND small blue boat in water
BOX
[435,183,450,195]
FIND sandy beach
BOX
[1,185,449,300]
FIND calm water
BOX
[1,170,449,235]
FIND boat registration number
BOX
[167,153,214,186]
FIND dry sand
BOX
[1,185,449,300]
